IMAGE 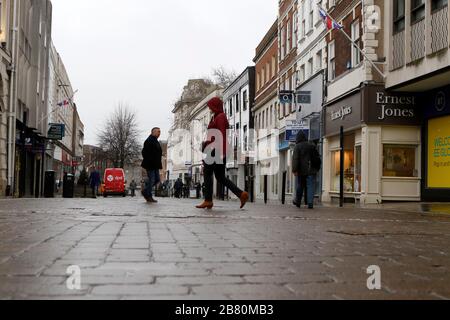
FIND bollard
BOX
[264,175,268,204]
[282,171,287,205]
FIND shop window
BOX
[383,145,418,177]
[332,149,356,192]
[355,146,362,192]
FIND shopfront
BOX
[322,84,422,204]
[422,85,450,201]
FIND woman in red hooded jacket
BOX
[196,97,249,210]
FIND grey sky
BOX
[51,0,278,145]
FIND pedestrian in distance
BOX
[89,167,101,199]
[129,179,137,197]
[141,127,163,203]
[196,97,249,210]
[174,178,183,199]
[292,131,322,209]
[195,182,202,199]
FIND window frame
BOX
[431,0,448,12]
[351,19,361,68]
[328,41,336,81]
[393,0,406,33]
[411,0,426,25]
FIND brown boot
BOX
[240,192,249,209]
[196,201,213,209]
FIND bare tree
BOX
[211,66,237,88]
[98,103,141,168]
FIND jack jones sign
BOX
[364,86,421,125]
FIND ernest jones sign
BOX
[364,87,421,125]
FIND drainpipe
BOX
[7,0,19,196]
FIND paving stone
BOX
[0,197,449,299]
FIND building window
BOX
[309,0,314,31]
[328,41,336,80]
[307,58,313,78]
[243,90,248,111]
[393,0,406,33]
[243,125,248,151]
[266,62,270,83]
[261,110,266,129]
[293,12,298,47]
[351,20,361,67]
[432,0,448,12]
[316,50,322,71]
[300,64,305,82]
[383,145,418,177]
[300,2,306,38]
[287,19,291,53]
[280,26,286,60]
[229,99,233,117]
[261,67,265,87]
[302,18,306,38]
[272,56,276,77]
[235,94,240,113]
[411,0,425,24]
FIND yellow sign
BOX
[428,115,450,188]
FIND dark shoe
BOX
[196,201,213,209]
[308,204,314,209]
[148,197,158,203]
[293,200,300,208]
[240,192,249,209]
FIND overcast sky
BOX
[51,0,278,145]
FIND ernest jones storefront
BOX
[322,84,422,204]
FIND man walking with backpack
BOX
[292,131,322,209]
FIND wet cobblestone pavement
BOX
[0,197,449,300]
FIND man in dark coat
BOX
[89,167,101,198]
[141,128,162,203]
[174,178,183,199]
[292,131,321,209]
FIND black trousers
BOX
[204,161,243,202]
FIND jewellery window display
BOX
[383,145,418,178]
[332,149,356,192]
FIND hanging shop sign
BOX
[48,124,65,141]
[279,90,294,104]
[285,120,310,142]
[296,91,312,104]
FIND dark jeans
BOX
[144,170,160,198]
[204,161,243,202]
[296,175,315,207]
[91,186,98,198]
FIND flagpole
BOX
[318,5,386,79]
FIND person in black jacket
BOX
[292,131,321,209]
[141,128,162,203]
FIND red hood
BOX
[209,105,224,115]
[207,97,224,115]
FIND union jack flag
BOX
[319,7,343,30]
